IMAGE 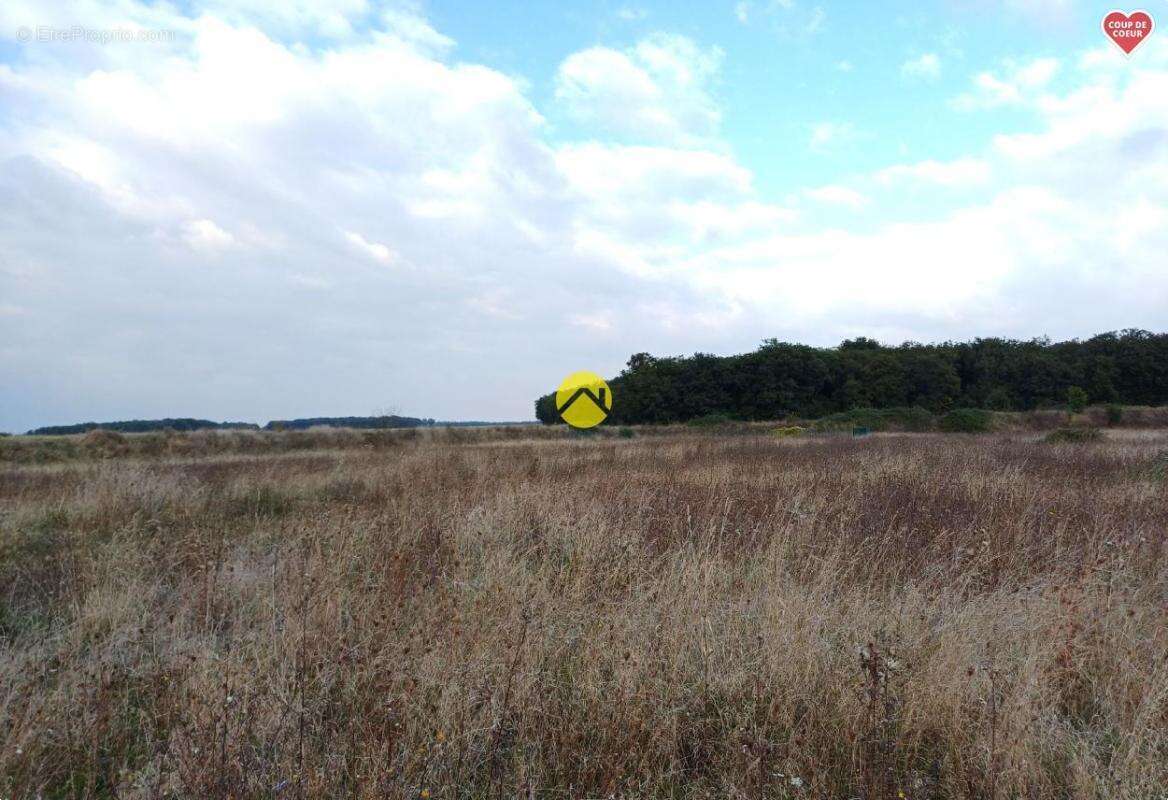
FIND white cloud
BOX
[554,142,792,248]
[901,53,941,80]
[875,157,991,187]
[1015,57,1061,88]
[200,0,368,41]
[992,57,1168,160]
[556,143,752,201]
[667,200,796,241]
[378,9,456,55]
[554,33,723,145]
[804,185,869,208]
[183,219,235,251]
[836,60,854,72]
[952,56,1060,110]
[343,231,396,265]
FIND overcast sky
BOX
[1,1,1166,432]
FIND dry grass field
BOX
[2,428,1167,799]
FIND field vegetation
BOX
[1,425,1167,798]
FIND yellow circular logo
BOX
[555,370,612,429]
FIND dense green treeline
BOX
[28,418,260,435]
[25,416,533,436]
[28,416,437,435]
[535,329,1168,425]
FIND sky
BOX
[1,0,1166,431]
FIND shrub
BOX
[771,426,806,438]
[1067,386,1089,414]
[813,407,935,433]
[618,427,635,439]
[1045,427,1103,444]
[1105,404,1123,426]
[79,428,128,457]
[686,412,736,427]
[938,408,993,433]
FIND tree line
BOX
[28,418,260,436]
[535,329,1168,425]
[28,415,438,436]
[263,415,435,431]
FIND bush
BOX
[618,427,635,439]
[939,408,993,433]
[1067,386,1089,414]
[1105,404,1123,426]
[813,407,935,433]
[79,428,129,457]
[1045,427,1103,444]
[686,412,736,427]
[771,426,806,438]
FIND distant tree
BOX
[839,337,883,351]
[625,353,657,372]
[28,418,260,436]
[534,394,558,424]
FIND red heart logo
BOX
[1102,10,1155,56]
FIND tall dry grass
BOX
[1,430,1166,798]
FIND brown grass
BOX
[1,429,1166,798]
